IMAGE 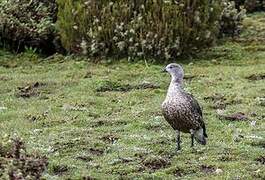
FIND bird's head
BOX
[162,63,184,84]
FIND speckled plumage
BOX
[161,63,207,150]
[162,83,205,133]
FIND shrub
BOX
[57,0,223,60]
[219,1,246,37]
[0,0,64,54]
[232,0,265,12]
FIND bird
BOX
[161,63,207,151]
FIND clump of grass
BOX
[0,137,48,179]
[95,80,160,92]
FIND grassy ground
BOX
[0,13,265,179]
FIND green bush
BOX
[232,0,265,12]
[219,1,246,37]
[57,0,223,60]
[0,0,63,54]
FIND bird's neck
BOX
[166,78,183,97]
[171,74,183,86]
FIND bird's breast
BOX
[162,98,186,116]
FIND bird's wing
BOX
[185,92,207,137]
[186,92,203,117]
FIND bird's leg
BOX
[176,130,181,151]
[190,129,195,147]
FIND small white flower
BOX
[113,36,118,41]
[141,40,147,45]
[250,121,256,126]
[165,51,171,60]
[137,52,144,57]
[215,168,223,174]
[129,29,135,34]
[84,1,91,5]
[80,38,88,55]
[205,30,211,39]
[117,41,126,51]
[0,107,7,112]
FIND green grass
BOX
[0,13,265,179]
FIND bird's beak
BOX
[161,67,167,73]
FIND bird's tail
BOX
[194,128,207,145]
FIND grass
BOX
[0,13,265,179]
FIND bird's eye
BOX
[169,66,173,69]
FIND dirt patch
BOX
[25,113,48,122]
[173,168,185,177]
[256,156,265,165]
[96,80,160,92]
[62,103,87,112]
[109,157,134,166]
[119,157,134,163]
[51,164,69,176]
[1,61,18,68]
[250,141,265,148]
[256,97,265,107]
[184,74,197,80]
[204,93,225,102]
[76,155,93,162]
[91,120,106,127]
[89,148,104,156]
[0,76,11,81]
[218,149,235,161]
[53,140,77,152]
[91,119,127,128]
[200,165,216,174]
[218,112,249,121]
[100,134,119,144]
[16,82,46,98]
[204,93,227,109]
[96,81,131,92]
[82,176,96,180]
[205,93,243,109]
[134,82,160,90]
[246,74,265,81]
[84,71,93,79]
[151,139,169,145]
[0,137,48,179]
[142,156,170,170]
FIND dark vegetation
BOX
[0,0,64,54]
[57,0,222,59]
[0,137,48,179]
[233,0,265,12]
[0,0,264,59]
[219,1,246,37]
[0,0,255,59]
